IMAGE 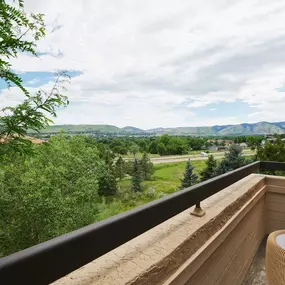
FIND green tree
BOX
[115,156,126,180]
[256,137,285,162]
[200,155,217,181]
[98,166,118,196]
[167,137,189,155]
[110,139,128,155]
[180,159,198,189]
[0,135,101,257]
[215,144,245,175]
[0,1,69,160]
[0,0,45,93]
[189,138,206,150]
[125,160,134,176]
[137,140,148,153]
[97,143,115,167]
[129,143,139,157]
[131,159,142,192]
[157,142,167,156]
[159,134,170,145]
[140,153,154,180]
[112,145,128,155]
[148,141,157,154]
[246,136,263,150]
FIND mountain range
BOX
[37,121,285,136]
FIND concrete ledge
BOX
[265,175,285,234]
[53,174,266,285]
[166,178,266,285]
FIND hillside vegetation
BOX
[35,121,285,136]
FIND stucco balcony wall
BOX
[53,174,285,285]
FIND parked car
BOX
[200,152,208,157]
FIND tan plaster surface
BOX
[52,174,266,285]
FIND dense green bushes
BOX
[0,136,102,256]
[0,135,156,257]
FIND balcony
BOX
[1,161,285,285]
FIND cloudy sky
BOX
[1,0,285,129]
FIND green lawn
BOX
[118,160,207,195]
[100,156,254,221]
[96,160,209,221]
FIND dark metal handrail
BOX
[0,161,284,285]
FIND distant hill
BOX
[34,121,285,136]
[121,126,145,133]
[39,124,124,134]
[146,126,214,135]
[146,121,285,135]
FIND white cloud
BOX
[27,78,41,85]
[2,0,285,128]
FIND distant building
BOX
[207,139,233,146]
[29,138,46,144]
[207,145,219,151]
[267,137,277,143]
[239,142,247,148]
[218,146,228,151]
[0,135,46,144]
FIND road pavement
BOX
[150,150,254,164]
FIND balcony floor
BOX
[242,238,267,285]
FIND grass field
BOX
[100,157,252,221]
[118,160,207,195]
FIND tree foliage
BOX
[131,159,142,192]
[0,136,102,256]
[157,142,167,155]
[0,1,69,161]
[0,0,45,93]
[180,159,198,189]
[115,156,126,180]
[140,153,154,180]
[256,137,285,162]
[129,143,139,157]
[98,166,118,196]
[0,72,69,159]
[200,155,217,181]
[215,144,245,175]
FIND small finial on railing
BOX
[190,201,205,217]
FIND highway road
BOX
[150,150,254,164]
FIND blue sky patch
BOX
[276,86,285,92]
[198,101,254,118]
[0,70,81,90]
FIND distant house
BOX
[0,135,45,145]
[29,138,46,144]
[207,139,233,146]
[207,145,218,151]
[217,146,227,151]
[221,140,233,146]
[267,138,277,143]
[239,142,247,148]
